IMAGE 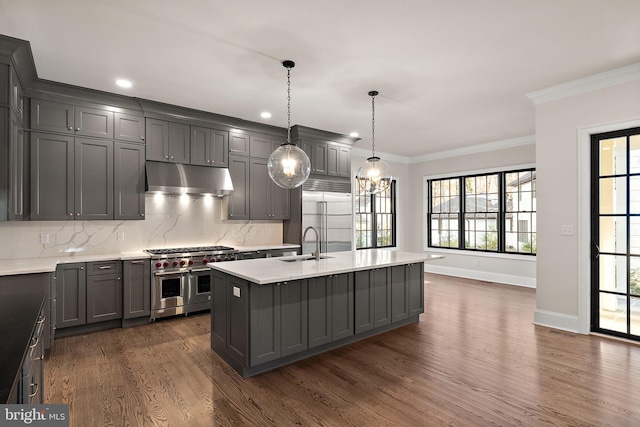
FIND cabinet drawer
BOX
[87,260,122,276]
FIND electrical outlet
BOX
[561,225,574,236]
[40,234,49,244]
[233,286,241,298]
[117,231,125,241]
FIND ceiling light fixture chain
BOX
[286,62,292,144]
[369,90,377,157]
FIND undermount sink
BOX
[279,255,332,262]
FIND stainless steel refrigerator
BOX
[283,178,353,254]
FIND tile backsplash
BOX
[0,194,283,260]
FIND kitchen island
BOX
[208,249,442,377]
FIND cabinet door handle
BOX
[68,126,73,131]
[29,383,39,398]
[76,213,80,216]
[140,136,145,141]
[69,213,73,216]
[75,127,80,132]
[140,213,145,217]
[98,265,112,270]
[80,267,84,270]
[130,260,145,264]
[117,277,121,280]
[164,156,169,159]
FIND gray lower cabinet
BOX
[86,269,122,324]
[308,273,354,348]
[56,260,123,329]
[354,267,391,333]
[114,142,145,220]
[55,263,87,328]
[390,262,425,321]
[250,280,307,365]
[122,259,150,319]
[21,304,45,404]
[407,262,425,316]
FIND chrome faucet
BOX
[302,226,321,260]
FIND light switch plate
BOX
[117,232,125,241]
[561,225,574,236]
[233,286,241,298]
[40,234,49,244]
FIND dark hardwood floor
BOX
[45,274,640,426]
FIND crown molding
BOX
[350,147,411,164]
[409,135,535,163]
[527,62,640,105]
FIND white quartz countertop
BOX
[0,251,150,276]
[233,243,300,252]
[208,249,443,284]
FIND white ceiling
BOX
[1,0,639,158]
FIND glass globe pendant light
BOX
[267,60,311,189]
[356,91,391,194]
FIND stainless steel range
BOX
[145,246,238,320]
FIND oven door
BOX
[152,270,188,319]
[187,268,212,313]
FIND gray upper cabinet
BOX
[8,111,27,220]
[249,158,290,220]
[327,144,339,176]
[75,138,114,220]
[145,118,190,163]
[114,113,145,143]
[312,142,328,175]
[301,140,350,177]
[31,99,114,138]
[31,133,119,220]
[114,142,145,220]
[249,135,272,159]
[229,132,250,156]
[30,133,75,220]
[10,67,24,123]
[227,155,250,220]
[191,126,229,167]
[338,146,351,177]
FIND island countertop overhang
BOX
[208,249,443,284]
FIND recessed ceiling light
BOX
[261,112,272,119]
[116,79,132,88]
[350,132,359,137]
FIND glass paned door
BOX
[591,128,640,340]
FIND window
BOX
[355,179,396,249]
[427,168,536,255]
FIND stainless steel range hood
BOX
[145,161,234,196]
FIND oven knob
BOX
[224,257,230,261]
[180,260,186,266]
[216,257,223,262]
[229,256,236,261]
[189,260,194,265]
[163,262,169,268]
[202,259,208,264]
[173,261,179,267]
[209,258,216,263]
[155,262,162,268]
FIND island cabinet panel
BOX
[228,277,249,363]
[211,272,229,348]
[280,281,308,357]
[391,265,409,322]
[308,273,353,348]
[249,283,281,365]
[354,268,391,333]
[408,262,425,316]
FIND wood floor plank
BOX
[45,273,640,426]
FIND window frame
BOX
[426,167,536,256]
[355,179,397,250]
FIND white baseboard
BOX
[533,309,580,333]
[423,265,536,288]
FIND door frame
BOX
[577,119,640,334]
